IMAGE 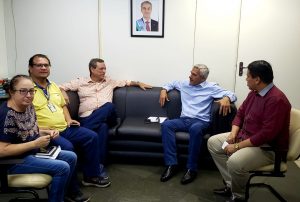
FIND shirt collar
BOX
[258,82,274,97]
[33,79,51,89]
[143,18,151,23]
[88,76,107,83]
[197,80,207,88]
[188,80,207,88]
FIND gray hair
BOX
[141,1,152,8]
[193,64,209,80]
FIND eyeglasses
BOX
[14,88,36,96]
[32,63,50,68]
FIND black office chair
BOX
[245,108,300,202]
[0,157,52,201]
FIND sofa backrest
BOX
[114,87,181,119]
[67,87,182,121]
[67,87,236,134]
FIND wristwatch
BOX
[234,143,240,150]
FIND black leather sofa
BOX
[67,87,236,167]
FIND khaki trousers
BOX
[207,132,275,199]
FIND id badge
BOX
[47,102,57,112]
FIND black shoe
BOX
[213,186,232,197]
[180,169,197,185]
[226,195,247,202]
[82,176,111,188]
[65,191,90,202]
[160,165,177,182]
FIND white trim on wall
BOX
[0,0,8,78]
[98,0,102,59]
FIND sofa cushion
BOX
[117,117,162,142]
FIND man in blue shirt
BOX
[159,64,237,184]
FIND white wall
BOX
[235,0,300,108]
[0,0,8,78]
[101,0,239,89]
[3,0,237,89]
[100,0,196,86]
[3,0,16,78]
[194,0,241,91]
[2,0,299,108]
[4,0,99,83]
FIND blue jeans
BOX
[80,102,117,164]
[161,117,210,170]
[51,126,101,178]
[9,150,77,202]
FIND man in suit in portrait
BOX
[136,1,159,32]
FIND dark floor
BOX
[1,161,299,202]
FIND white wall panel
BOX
[194,0,241,91]
[100,0,196,86]
[236,0,300,108]
[0,0,8,78]
[5,0,99,83]
[3,0,299,109]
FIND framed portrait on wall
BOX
[131,0,165,38]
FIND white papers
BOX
[146,116,168,123]
[158,117,167,123]
[35,146,61,159]
[147,116,159,122]
[222,141,229,150]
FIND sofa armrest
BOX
[66,91,80,120]
[109,118,122,136]
[208,101,237,136]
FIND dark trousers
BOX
[161,117,210,171]
[51,126,101,178]
[9,150,77,202]
[80,102,117,164]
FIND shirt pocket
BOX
[78,89,96,101]
[33,97,48,111]
[50,92,64,106]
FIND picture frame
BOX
[131,0,165,38]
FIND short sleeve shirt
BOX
[0,102,39,156]
[33,81,68,131]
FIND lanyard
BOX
[35,81,50,101]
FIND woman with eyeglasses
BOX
[0,75,87,202]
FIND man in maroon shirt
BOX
[207,60,291,202]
